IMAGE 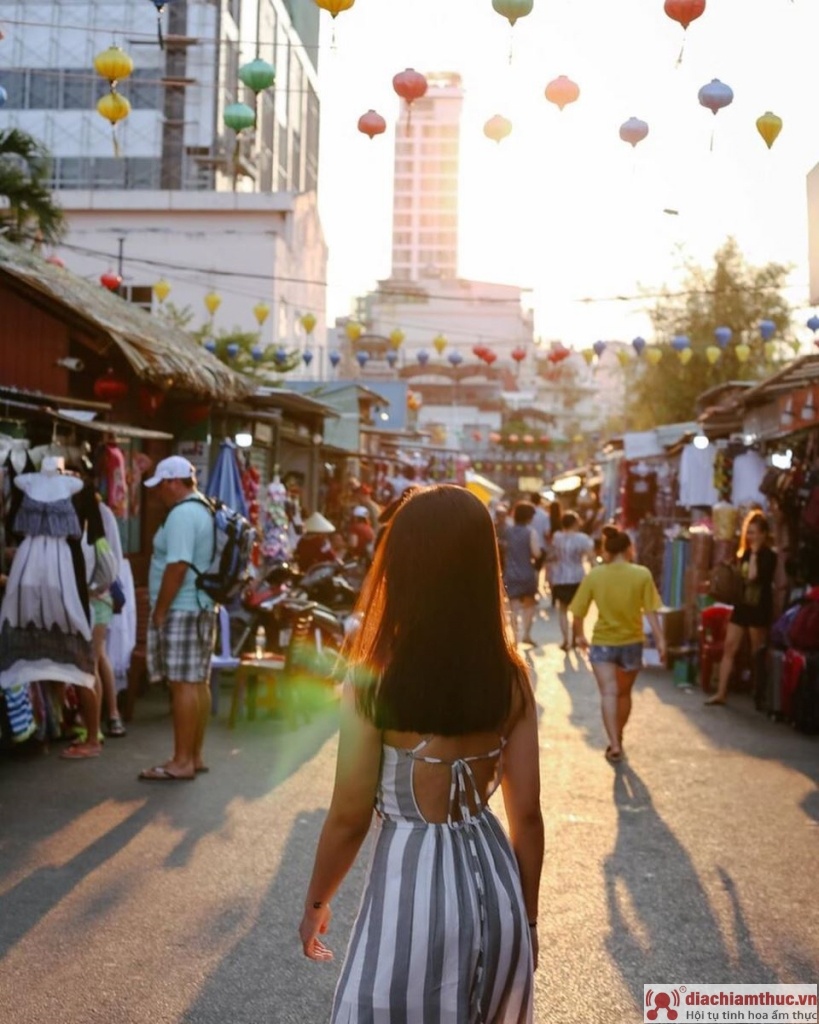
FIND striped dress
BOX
[331,737,533,1023]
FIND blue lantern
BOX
[329,351,341,368]
[204,338,216,353]
[807,315,819,333]
[714,326,732,349]
[631,336,646,355]
[593,340,606,358]
[226,342,239,359]
[356,351,369,368]
[417,350,430,366]
[386,351,398,368]
[251,345,263,362]
[302,350,313,366]
[758,319,776,341]
[448,350,464,366]
[0,87,7,109]
[273,346,287,365]
[671,334,690,352]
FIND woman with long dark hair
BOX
[299,486,543,1023]
[569,529,665,761]
[705,510,776,706]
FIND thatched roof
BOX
[0,238,252,403]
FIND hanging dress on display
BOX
[0,463,95,691]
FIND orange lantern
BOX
[358,109,386,140]
[316,0,355,17]
[483,115,512,144]
[544,75,580,111]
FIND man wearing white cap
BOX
[138,456,217,782]
[347,505,375,562]
[295,511,338,572]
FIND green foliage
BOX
[196,326,301,379]
[0,129,64,245]
[621,238,795,430]
[159,301,196,329]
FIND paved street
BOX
[1,610,817,1024]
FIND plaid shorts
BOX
[147,609,217,684]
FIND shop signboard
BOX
[175,439,210,492]
[778,385,819,431]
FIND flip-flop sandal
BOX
[107,718,127,738]
[138,766,195,782]
[195,766,210,774]
[60,744,102,760]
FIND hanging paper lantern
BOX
[433,333,447,355]
[252,301,271,326]
[758,319,776,341]
[389,328,405,349]
[508,434,519,445]
[735,343,751,363]
[492,0,533,26]
[678,348,694,365]
[345,321,363,343]
[238,58,276,95]
[299,312,316,334]
[203,338,216,353]
[358,109,387,140]
[100,271,122,291]
[226,343,240,359]
[315,0,355,17]
[619,117,649,148]
[273,346,288,365]
[223,102,257,133]
[539,434,550,445]
[356,351,369,368]
[483,115,512,144]
[251,345,264,362]
[631,336,646,355]
[93,368,128,402]
[645,347,663,365]
[756,111,782,150]
[153,279,171,303]
[664,0,706,31]
[393,68,428,108]
[417,350,430,366]
[545,75,580,111]
[705,345,721,365]
[807,315,819,333]
[448,350,463,366]
[386,351,398,368]
[94,45,134,86]
[204,291,221,317]
[329,351,341,367]
[138,384,166,416]
[147,0,176,48]
[698,79,733,116]
[593,340,606,358]
[763,340,777,361]
[96,92,131,155]
[181,401,212,426]
[714,325,732,348]
[511,346,526,363]
[581,349,595,365]
[473,344,488,360]
[489,432,502,444]
[671,334,690,352]
[523,434,535,445]
[302,350,314,366]
[482,350,498,365]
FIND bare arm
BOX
[500,693,544,968]
[151,563,188,626]
[299,684,382,961]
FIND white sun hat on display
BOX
[302,512,336,534]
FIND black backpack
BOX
[167,496,256,606]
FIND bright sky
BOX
[316,0,819,348]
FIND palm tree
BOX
[0,128,64,246]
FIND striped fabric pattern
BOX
[331,740,533,1023]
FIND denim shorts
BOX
[589,642,643,672]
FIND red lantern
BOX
[483,350,498,365]
[511,346,526,363]
[664,0,705,30]
[93,368,128,402]
[393,68,428,107]
[138,384,166,416]
[473,344,488,360]
[100,271,123,291]
[539,434,550,444]
[181,401,211,426]
[523,434,534,444]
[358,109,386,139]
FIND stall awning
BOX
[55,410,173,440]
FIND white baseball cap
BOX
[353,505,369,519]
[144,455,196,487]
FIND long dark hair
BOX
[349,485,530,734]
[737,510,771,558]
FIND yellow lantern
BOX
[581,348,595,365]
[764,340,777,361]
[300,312,316,334]
[254,301,271,326]
[433,333,447,355]
[97,91,131,125]
[204,291,222,317]
[346,321,363,343]
[756,111,783,150]
[705,345,721,365]
[152,279,171,303]
[93,45,134,86]
[645,347,663,365]
[735,343,751,363]
[316,0,355,17]
[389,328,405,349]
[678,348,693,365]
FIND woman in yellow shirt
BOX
[569,529,666,762]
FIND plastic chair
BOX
[697,604,733,692]
[210,606,240,715]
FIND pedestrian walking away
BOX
[299,485,544,1023]
[502,500,542,646]
[549,511,595,651]
[569,528,666,762]
[139,456,217,782]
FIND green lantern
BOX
[223,102,256,133]
[238,58,275,95]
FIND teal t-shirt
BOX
[148,496,215,611]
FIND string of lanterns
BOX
[93,44,133,155]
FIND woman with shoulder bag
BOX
[705,510,776,706]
